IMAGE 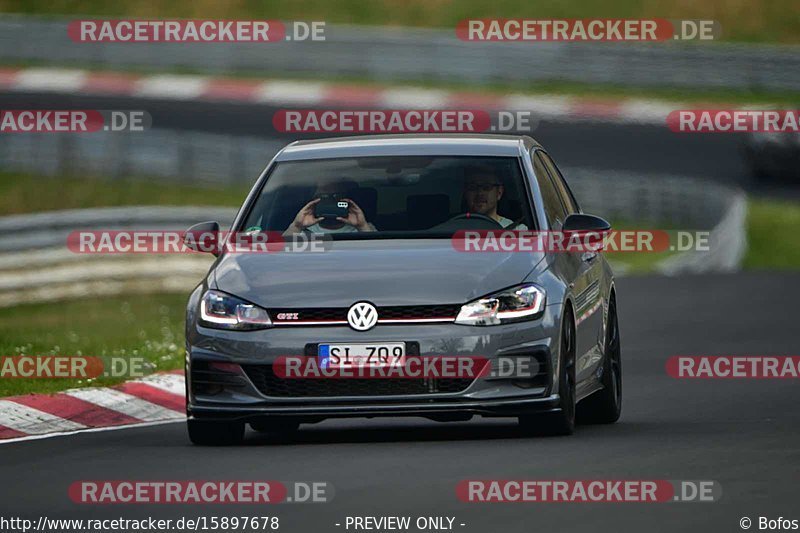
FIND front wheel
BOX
[519,309,576,436]
[578,295,622,424]
[187,419,245,446]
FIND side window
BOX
[539,152,580,214]
[533,152,567,229]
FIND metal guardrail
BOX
[0,129,286,186]
[658,190,747,274]
[0,206,237,252]
[0,124,751,239]
[0,207,238,307]
[0,126,746,221]
[566,169,748,273]
[0,15,798,92]
[0,127,747,230]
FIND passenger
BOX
[284,179,377,235]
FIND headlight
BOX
[455,284,546,326]
[199,290,272,330]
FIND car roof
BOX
[275,134,542,161]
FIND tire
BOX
[577,294,622,424]
[187,419,245,446]
[250,419,301,434]
[519,308,576,436]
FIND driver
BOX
[463,165,528,229]
[284,179,377,235]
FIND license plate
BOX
[318,343,406,369]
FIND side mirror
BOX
[562,214,611,251]
[562,213,611,233]
[183,221,220,256]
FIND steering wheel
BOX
[445,213,503,227]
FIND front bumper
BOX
[186,303,563,422]
[189,395,563,422]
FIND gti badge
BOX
[347,302,378,331]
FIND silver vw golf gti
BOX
[184,135,622,445]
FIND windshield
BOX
[240,155,535,239]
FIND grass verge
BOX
[606,249,680,275]
[744,198,800,269]
[0,293,186,396]
[0,172,249,215]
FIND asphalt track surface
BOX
[1,272,798,533]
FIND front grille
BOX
[269,304,459,324]
[242,363,474,397]
[274,307,345,321]
[379,305,459,320]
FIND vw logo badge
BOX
[347,302,378,331]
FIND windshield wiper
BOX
[325,231,456,240]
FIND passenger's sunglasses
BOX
[464,183,501,192]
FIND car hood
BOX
[212,239,543,308]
